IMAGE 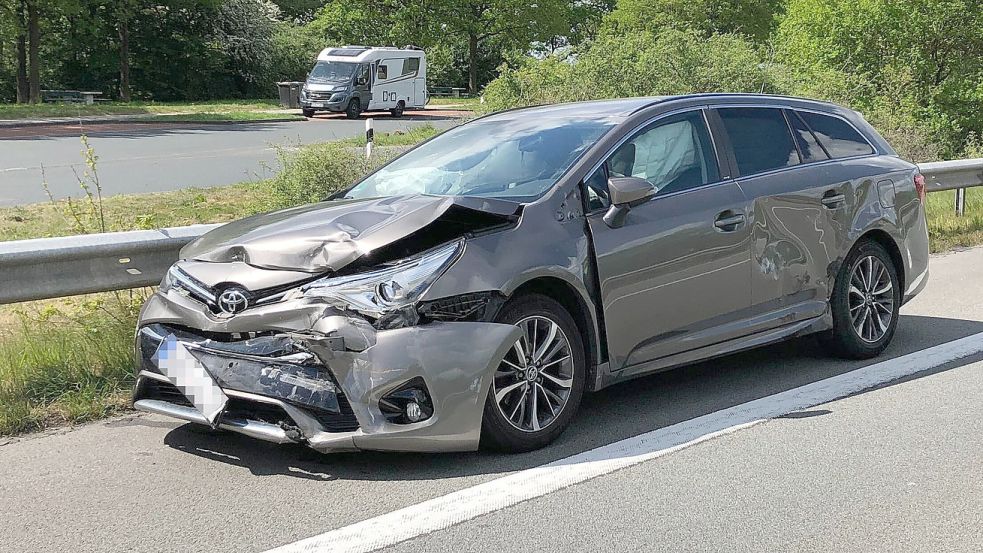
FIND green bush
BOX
[268,125,442,209]
[483,29,773,111]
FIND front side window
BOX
[797,111,874,158]
[607,110,719,197]
[718,107,800,176]
[345,116,617,202]
[308,61,357,83]
[377,64,388,80]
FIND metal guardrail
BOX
[0,224,218,304]
[0,159,981,306]
[918,157,983,216]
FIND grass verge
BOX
[0,292,144,435]
[0,181,271,241]
[427,97,480,108]
[925,188,983,253]
[0,99,283,120]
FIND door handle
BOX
[714,212,746,231]
[821,192,846,208]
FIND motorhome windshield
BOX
[308,61,357,83]
[344,116,618,202]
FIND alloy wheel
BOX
[493,315,575,432]
[848,255,895,343]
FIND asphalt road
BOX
[0,113,460,207]
[1,247,982,553]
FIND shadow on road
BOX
[161,313,983,482]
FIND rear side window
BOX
[404,57,420,75]
[787,110,830,163]
[796,111,874,158]
[717,108,800,176]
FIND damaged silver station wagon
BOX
[133,94,930,453]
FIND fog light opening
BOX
[379,377,433,424]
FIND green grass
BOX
[0,182,271,241]
[925,187,983,253]
[0,99,286,121]
[342,123,442,146]
[427,97,480,108]
[0,292,143,435]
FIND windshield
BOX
[308,61,357,83]
[345,116,618,202]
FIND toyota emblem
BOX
[217,287,249,316]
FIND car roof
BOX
[486,94,849,122]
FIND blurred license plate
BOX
[153,334,228,424]
[311,102,325,108]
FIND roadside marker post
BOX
[365,118,374,159]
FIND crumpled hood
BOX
[180,195,521,273]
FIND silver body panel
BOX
[133,94,929,452]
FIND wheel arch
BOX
[505,276,601,386]
[855,229,906,295]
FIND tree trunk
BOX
[468,32,479,95]
[27,1,40,104]
[15,1,28,103]
[118,15,131,102]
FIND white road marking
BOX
[267,332,983,553]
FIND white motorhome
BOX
[300,46,427,119]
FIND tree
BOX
[433,0,571,93]
[776,0,983,155]
[603,0,784,42]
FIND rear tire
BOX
[390,101,405,118]
[481,294,586,453]
[822,239,901,359]
[345,98,361,119]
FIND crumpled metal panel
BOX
[137,292,521,452]
[305,322,521,452]
[179,194,520,273]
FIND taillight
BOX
[913,173,926,203]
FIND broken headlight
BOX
[300,239,463,319]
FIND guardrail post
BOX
[955,187,966,216]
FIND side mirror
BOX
[603,177,656,228]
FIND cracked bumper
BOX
[133,291,520,453]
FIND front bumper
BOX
[300,92,349,112]
[133,291,520,453]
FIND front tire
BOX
[481,294,586,452]
[823,239,901,359]
[302,108,315,118]
[345,98,361,119]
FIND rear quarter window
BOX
[717,107,800,176]
[796,111,874,158]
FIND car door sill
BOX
[598,315,829,389]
